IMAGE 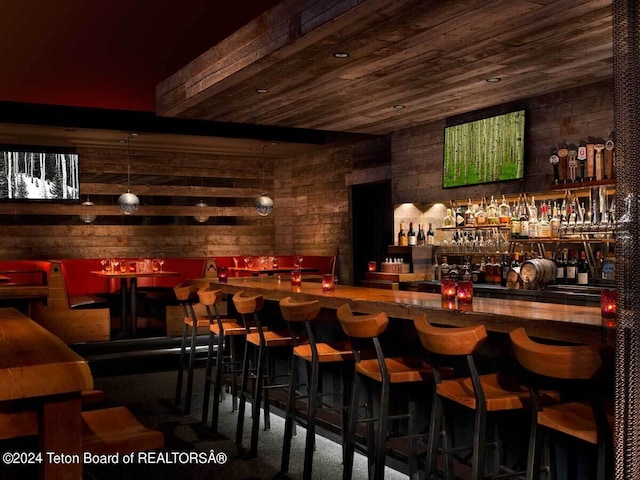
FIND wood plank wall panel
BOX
[274,137,390,285]
[391,80,614,205]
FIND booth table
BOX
[91,270,179,336]
[0,307,93,479]
[201,277,603,344]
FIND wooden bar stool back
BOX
[233,291,293,459]
[198,286,248,432]
[337,303,432,480]
[173,279,210,415]
[279,296,353,480]
[509,328,613,480]
[413,316,536,480]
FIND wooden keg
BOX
[519,258,557,289]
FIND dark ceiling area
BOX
[0,0,282,112]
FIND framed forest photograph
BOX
[0,146,80,201]
[442,109,525,188]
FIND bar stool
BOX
[509,327,613,480]
[198,286,253,432]
[174,279,210,415]
[234,291,293,458]
[337,303,433,480]
[413,316,551,480]
[279,296,354,480]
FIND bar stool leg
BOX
[281,354,299,474]
[235,340,252,448]
[183,309,199,416]
[303,356,320,480]
[175,317,189,407]
[343,372,361,480]
[374,378,390,480]
[201,328,216,424]
[408,398,419,480]
[472,408,487,480]
[210,333,225,433]
[249,343,268,458]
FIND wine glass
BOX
[244,256,254,268]
[110,258,120,272]
[158,254,165,272]
[119,259,128,273]
[100,259,108,272]
[294,255,303,269]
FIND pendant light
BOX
[118,134,140,214]
[255,144,273,216]
[79,196,97,223]
[193,178,210,223]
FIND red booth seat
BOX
[0,260,51,286]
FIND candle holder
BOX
[322,274,335,293]
[291,269,302,287]
[218,266,228,284]
[367,261,377,272]
[440,278,456,301]
[457,281,473,305]
[601,289,617,329]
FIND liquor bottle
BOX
[398,223,407,246]
[528,206,539,239]
[416,224,426,246]
[555,250,566,284]
[602,253,615,281]
[498,195,511,225]
[486,196,499,225]
[537,202,551,238]
[501,254,510,287]
[593,251,603,280]
[550,201,560,238]
[511,251,521,269]
[464,199,476,227]
[510,199,521,239]
[519,195,529,239]
[577,250,590,285]
[426,223,435,245]
[475,198,488,226]
[408,222,417,246]
[455,203,465,228]
[440,255,451,279]
[461,256,472,281]
[565,250,578,284]
[433,254,441,281]
[442,209,455,228]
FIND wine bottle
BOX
[426,223,435,245]
[416,224,426,246]
[555,250,566,284]
[566,250,577,284]
[408,222,416,246]
[398,223,407,246]
[510,199,521,239]
[519,195,529,239]
[577,250,589,285]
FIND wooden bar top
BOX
[203,278,604,344]
[0,307,93,402]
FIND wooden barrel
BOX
[506,266,522,289]
[519,259,557,288]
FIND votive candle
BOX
[441,278,456,301]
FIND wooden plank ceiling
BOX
[157,0,613,135]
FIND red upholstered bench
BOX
[0,260,51,286]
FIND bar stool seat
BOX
[279,297,354,480]
[537,400,614,444]
[173,279,210,416]
[338,304,432,480]
[234,291,293,459]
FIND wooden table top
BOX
[0,308,93,402]
[202,277,604,344]
[90,270,179,279]
[228,266,318,274]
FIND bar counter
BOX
[202,277,604,344]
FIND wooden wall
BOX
[391,80,615,205]
[274,137,391,286]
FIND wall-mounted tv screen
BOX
[0,146,80,200]
[443,109,525,188]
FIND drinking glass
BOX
[119,259,128,273]
[152,259,160,273]
[244,256,254,268]
[294,255,304,269]
[101,259,109,272]
[158,254,165,272]
[111,258,120,272]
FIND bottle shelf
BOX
[438,225,510,231]
[513,238,615,244]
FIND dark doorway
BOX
[352,181,393,286]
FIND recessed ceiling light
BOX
[334,52,349,58]
[393,104,406,110]
[486,77,501,83]
[129,132,139,136]
[256,88,269,93]
[270,141,278,145]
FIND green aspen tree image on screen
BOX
[443,110,525,188]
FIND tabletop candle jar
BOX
[441,278,456,301]
[322,274,335,293]
[291,269,302,286]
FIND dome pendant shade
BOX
[118,190,140,215]
[79,200,97,223]
[194,201,210,223]
[255,193,274,216]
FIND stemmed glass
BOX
[100,259,109,272]
[294,255,304,269]
[110,258,120,273]
[119,259,128,273]
[244,256,254,268]
[158,254,165,272]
